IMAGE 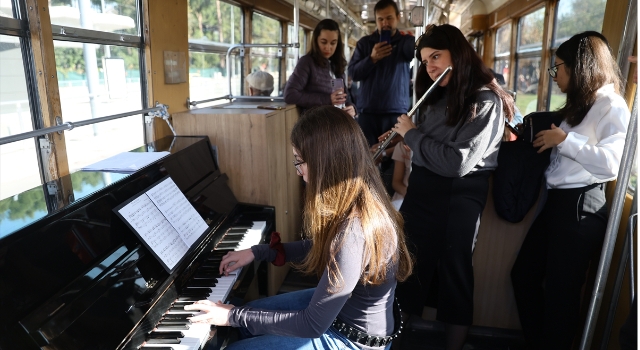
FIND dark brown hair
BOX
[555,31,622,126]
[308,19,347,78]
[415,24,514,126]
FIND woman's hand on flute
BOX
[392,114,416,137]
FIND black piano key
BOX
[220,237,243,243]
[149,331,185,338]
[145,338,181,344]
[169,305,187,311]
[156,324,190,330]
[140,347,175,350]
[200,262,221,268]
[186,279,218,287]
[228,228,248,233]
[194,272,220,279]
[223,232,245,237]
[182,287,213,293]
[216,242,238,249]
[162,314,194,320]
[159,319,192,325]
[177,295,206,302]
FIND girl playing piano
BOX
[185,105,413,349]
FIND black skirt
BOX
[396,165,491,325]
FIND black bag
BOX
[493,111,563,223]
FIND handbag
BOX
[493,111,564,223]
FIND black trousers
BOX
[395,165,490,325]
[358,112,400,146]
[511,183,608,350]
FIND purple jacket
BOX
[284,54,351,109]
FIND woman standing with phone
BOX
[510,31,629,349]
[391,24,514,349]
[284,19,356,117]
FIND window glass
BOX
[251,13,282,96]
[188,0,242,44]
[495,24,511,56]
[53,41,143,172]
[515,57,541,115]
[554,0,607,47]
[517,7,545,52]
[0,0,15,17]
[49,0,138,35]
[0,35,41,200]
[286,24,306,81]
[189,51,241,104]
[494,58,510,88]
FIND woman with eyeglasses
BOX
[284,19,356,118]
[184,106,413,350]
[510,32,629,349]
[390,24,514,349]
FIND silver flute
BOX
[372,66,452,161]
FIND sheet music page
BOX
[117,195,189,270]
[146,177,209,247]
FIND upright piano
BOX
[0,136,275,350]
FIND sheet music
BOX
[146,178,209,247]
[117,195,189,270]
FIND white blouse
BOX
[546,84,630,189]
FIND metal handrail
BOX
[187,95,285,108]
[0,106,162,146]
[225,43,299,97]
[580,94,638,349]
[599,196,637,349]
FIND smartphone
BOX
[330,78,345,108]
[380,30,391,44]
[505,107,524,136]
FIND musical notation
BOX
[147,178,210,247]
[116,177,209,271]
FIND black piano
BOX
[0,136,274,350]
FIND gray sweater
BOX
[228,219,397,349]
[404,87,505,177]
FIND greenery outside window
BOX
[251,12,282,96]
[188,0,243,101]
[515,7,544,114]
[494,24,511,88]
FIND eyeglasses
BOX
[292,159,306,175]
[547,62,565,78]
[415,24,436,50]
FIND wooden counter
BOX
[173,102,302,296]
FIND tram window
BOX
[286,24,306,81]
[0,35,41,200]
[188,0,242,45]
[553,0,607,47]
[252,13,282,96]
[53,41,144,173]
[494,24,511,88]
[515,8,544,114]
[189,52,242,103]
[48,0,138,36]
[2,0,15,18]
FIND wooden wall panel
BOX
[148,0,190,141]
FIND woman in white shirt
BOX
[510,31,630,349]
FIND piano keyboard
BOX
[140,221,267,350]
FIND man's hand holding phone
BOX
[371,42,392,63]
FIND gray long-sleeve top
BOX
[227,219,398,349]
[403,87,505,177]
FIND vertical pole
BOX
[579,95,638,349]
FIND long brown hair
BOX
[555,31,622,126]
[308,19,347,78]
[415,24,514,126]
[290,106,412,292]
